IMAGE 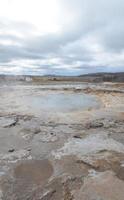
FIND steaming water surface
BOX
[0,85,102,115]
[24,93,101,112]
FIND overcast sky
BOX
[0,0,124,75]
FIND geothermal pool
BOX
[23,92,101,112]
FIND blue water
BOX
[26,93,101,112]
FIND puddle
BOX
[23,93,101,112]
[14,159,53,186]
[1,160,53,200]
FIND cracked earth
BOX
[0,82,124,200]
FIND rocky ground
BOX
[0,81,124,200]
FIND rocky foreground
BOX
[0,79,124,200]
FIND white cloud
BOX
[0,0,124,75]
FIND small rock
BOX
[8,148,15,153]
[73,135,82,139]
[34,128,41,134]
[0,117,17,128]
[87,121,104,129]
[27,148,32,152]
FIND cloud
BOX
[0,0,124,75]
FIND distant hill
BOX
[78,72,124,82]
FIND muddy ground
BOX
[0,81,124,200]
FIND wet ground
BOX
[0,82,124,200]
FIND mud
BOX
[0,81,124,200]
